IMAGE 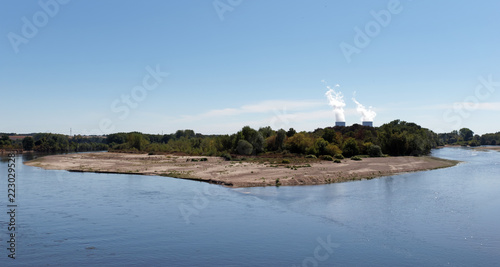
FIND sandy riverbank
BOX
[24,152,460,188]
[471,146,500,152]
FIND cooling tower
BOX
[335,121,346,127]
[362,121,373,127]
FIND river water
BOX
[0,147,499,266]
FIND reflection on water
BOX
[0,148,499,266]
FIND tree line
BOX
[438,128,500,147]
[0,133,108,152]
[105,120,442,158]
[1,121,498,156]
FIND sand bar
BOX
[24,152,460,187]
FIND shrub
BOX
[334,159,342,163]
[342,137,359,157]
[334,154,344,160]
[324,144,342,156]
[200,158,208,161]
[305,154,317,159]
[367,145,383,157]
[320,155,333,161]
[236,140,253,155]
[285,132,313,154]
[282,159,291,164]
[351,156,362,161]
[468,140,480,147]
[275,178,281,187]
[221,153,232,161]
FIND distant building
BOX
[362,121,373,127]
[335,122,346,127]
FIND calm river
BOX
[0,147,499,266]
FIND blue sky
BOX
[1,0,499,135]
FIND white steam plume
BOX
[352,95,376,122]
[324,83,346,122]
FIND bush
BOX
[236,140,253,155]
[200,158,208,161]
[468,140,480,147]
[282,159,291,164]
[324,144,342,156]
[221,153,232,161]
[320,155,333,161]
[351,156,362,161]
[342,137,359,157]
[334,159,341,163]
[305,154,317,159]
[367,145,383,157]
[334,154,344,160]
[285,132,313,154]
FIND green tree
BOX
[459,128,474,142]
[236,140,253,155]
[322,128,336,143]
[286,128,297,137]
[127,133,150,151]
[342,137,359,157]
[237,126,264,154]
[106,133,128,144]
[275,129,287,151]
[22,137,34,151]
[285,132,313,154]
[0,135,11,146]
[258,126,274,139]
[367,144,383,157]
[313,138,329,156]
[324,143,342,156]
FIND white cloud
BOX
[201,100,323,117]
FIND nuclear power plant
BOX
[325,83,376,128]
[334,121,373,127]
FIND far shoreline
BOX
[24,152,461,188]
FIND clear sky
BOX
[1,0,499,135]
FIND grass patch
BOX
[334,154,344,160]
[161,170,195,179]
[320,155,333,161]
